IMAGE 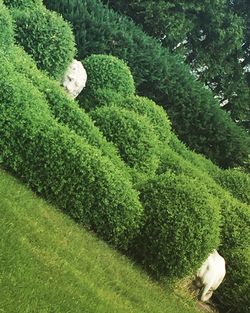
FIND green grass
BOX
[0,168,203,313]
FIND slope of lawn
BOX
[0,168,203,313]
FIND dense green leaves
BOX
[44,0,250,168]
[0,55,143,249]
[104,0,250,128]
[11,6,76,79]
[0,2,14,53]
[132,172,221,279]
[90,106,160,177]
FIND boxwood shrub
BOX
[90,106,160,176]
[215,248,250,313]
[11,6,76,79]
[8,46,128,175]
[79,54,135,111]
[169,133,220,176]
[0,2,14,53]
[213,169,250,205]
[0,56,143,249]
[44,0,250,169]
[3,0,43,9]
[113,96,172,144]
[132,172,221,279]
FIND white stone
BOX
[62,59,87,98]
[195,250,226,302]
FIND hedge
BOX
[132,172,221,278]
[0,2,14,53]
[8,46,130,176]
[0,55,143,249]
[213,169,250,205]
[90,106,160,177]
[79,54,135,111]
[10,6,76,79]
[112,95,172,145]
[215,248,250,313]
[3,0,43,9]
[44,0,250,168]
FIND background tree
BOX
[104,0,250,130]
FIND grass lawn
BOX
[0,168,202,313]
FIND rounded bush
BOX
[3,0,43,9]
[0,55,143,249]
[11,7,76,79]
[80,54,135,110]
[8,46,129,176]
[90,106,160,176]
[169,133,220,176]
[213,169,250,205]
[0,2,14,53]
[114,96,172,144]
[133,172,221,278]
[220,196,250,251]
[215,248,250,313]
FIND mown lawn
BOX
[0,168,202,313]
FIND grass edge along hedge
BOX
[44,0,250,169]
[0,54,143,249]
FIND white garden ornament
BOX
[62,59,87,98]
[195,250,226,302]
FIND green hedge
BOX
[79,54,135,111]
[213,169,250,205]
[132,172,221,278]
[0,2,14,52]
[44,0,250,168]
[219,197,250,251]
[0,55,143,249]
[8,46,129,174]
[113,96,172,145]
[90,106,160,176]
[215,248,250,313]
[3,0,43,9]
[11,6,76,79]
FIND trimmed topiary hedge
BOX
[90,106,160,176]
[10,6,76,80]
[44,0,250,168]
[132,172,221,279]
[215,248,250,313]
[113,96,172,145]
[79,54,135,111]
[0,55,143,249]
[213,169,250,205]
[3,0,43,9]
[0,2,14,53]
[8,46,128,174]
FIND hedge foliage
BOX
[213,169,250,205]
[10,6,76,79]
[0,55,143,249]
[113,96,172,145]
[132,172,221,278]
[0,2,14,53]
[3,0,42,9]
[8,46,128,174]
[79,54,135,111]
[90,106,160,176]
[219,197,250,251]
[215,248,250,313]
[44,0,250,168]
